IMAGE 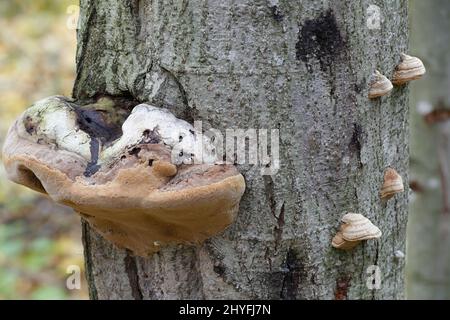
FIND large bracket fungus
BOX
[2,96,246,256]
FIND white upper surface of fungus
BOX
[100,104,217,165]
[17,96,92,160]
[17,97,216,166]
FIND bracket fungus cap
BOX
[368,70,393,99]
[2,96,246,256]
[380,168,404,200]
[331,230,360,250]
[392,53,426,85]
[340,213,381,241]
[332,213,381,250]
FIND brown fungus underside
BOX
[2,96,245,256]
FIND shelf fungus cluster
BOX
[332,213,382,250]
[380,168,404,200]
[368,70,393,99]
[369,53,425,98]
[2,96,246,256]
[392,54,426,85]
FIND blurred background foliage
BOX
[407,0,450,299]
[0,0,87,299]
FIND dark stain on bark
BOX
[263,175,277,217]
[213,264,226,277]
[334,276,351,300]
[159,65,202,124]
[371,242,380,300]
[274,203,285,248]
[127,0,142,38]
[264,247,273,271]
[160,65,190,108]
[107,93,141,112]
[269,5,284,22]
[349,123,362,165]
[296,9,346,72]
[124,250,143,300]
[374,242,380,266]
[263,176,285,248]
[280,248,305,300]
[81,220,98,300]
[354,82,363,94]
[73,3,99,99]
[183,106,200,125]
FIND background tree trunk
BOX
[74,0,409,299]
[406,0,450,299]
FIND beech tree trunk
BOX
[406,0,450,299]
[74,0,409,299]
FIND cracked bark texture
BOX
[406,0,450,299]
[74,0,409,299]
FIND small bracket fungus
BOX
[368,70,393,99]
[392,53,426,85]
[2,96,246,256]
[332,213,381,250]
[380,168,404,200]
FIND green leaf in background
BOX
[0,270,20,299]
[0,238,25,257]
[30,285,67,300]
[0,0,87,300]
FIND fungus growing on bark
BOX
[331,229,359,250]
[2,96,246,256]
[332,213,381,250]
[380,168,404,200]
[392,53,426,85]
[368,70,393,99]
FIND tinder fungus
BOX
[392,53,426,85]
[368,70,393,99]
[380,168,404,200]
[332,213,381,250]
[2,96,246,256]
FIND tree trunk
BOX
[406,0,450,299]
[74,0,409,299]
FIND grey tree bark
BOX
[406,0,450,299]
[74,0,409,299]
